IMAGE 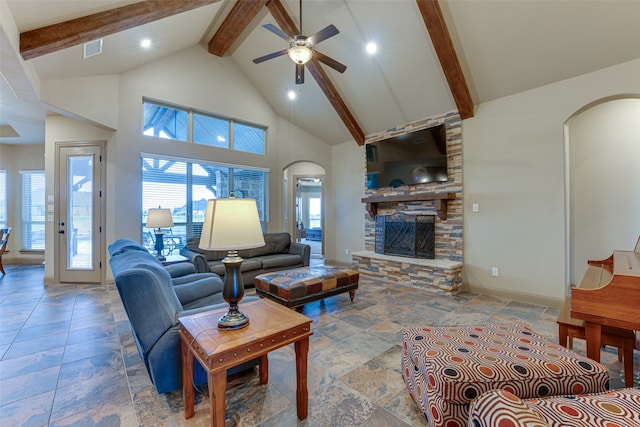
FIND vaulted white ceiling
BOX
[1,0,639,146]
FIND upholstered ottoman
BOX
[402,323,610,427]
[254,266,358,308]
[469,387,640,427]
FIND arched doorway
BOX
[283,162,325,263]
[564,96,640,287]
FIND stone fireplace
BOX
[375,213,435,259]
[352,111,463,295]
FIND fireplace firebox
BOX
[375,213,435,259]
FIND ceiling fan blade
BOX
[262,23,293,41]
[252,49,288,64]
[314,51,347,73]
[295,63,305,84]
[308,24,339,45]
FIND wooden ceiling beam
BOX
[416,0,474,119]
[208,0,268,56]
[266,0,365,145]
[20,0,220,61]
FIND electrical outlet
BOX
[472,203,479,213]
[491,267,499,277]
[345,249,349,255]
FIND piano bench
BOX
[557,305,636,388]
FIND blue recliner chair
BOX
[109,238,257,393]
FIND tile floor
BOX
[0,263,637,426]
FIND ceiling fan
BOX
[252,0,347,84]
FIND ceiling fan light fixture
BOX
[288,44,313,65]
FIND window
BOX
[233,122,266,154]
[143,99,266,155]
[0,170,6,229]
[308,198,322,229]
[193,113,228,148]
[143,102,188,141]
[21,171,45,251]
[141,156,269,254]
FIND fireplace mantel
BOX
[361,192,456,220]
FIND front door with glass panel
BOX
[57,144,104,283]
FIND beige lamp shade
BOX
[199,198,265,251]
[146,208,174,229]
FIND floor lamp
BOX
[199,197,265,330]
[146,208,174,261]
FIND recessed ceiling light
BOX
[140,39,151,48]
[287,91,296,100]
[366,42,377,55]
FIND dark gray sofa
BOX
[108,238,257,394]
[180,232,310,285]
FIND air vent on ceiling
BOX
[83,39,103,59]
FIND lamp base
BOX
[217,308,250,330]
[217,252,250,330]
[154,231,165,261]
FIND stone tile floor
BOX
[0,264,637,426]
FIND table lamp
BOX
[199,197,265,329]
[146,207,174,261]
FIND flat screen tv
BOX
[366,124,448,190]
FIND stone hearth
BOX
[352,251,463,295]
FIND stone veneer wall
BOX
[354,110,463,294]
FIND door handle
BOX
[58,230,65,234]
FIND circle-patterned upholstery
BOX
[469,387,640,427]
[401,323,610,427]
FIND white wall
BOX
[43,115,114,283]
[568,98,640,283]
[330,139,366,266]
[463,59,640,304]
[106,46,332,274]
[0,143,45,264]
[36,44,332,283]
[331,59,640,305]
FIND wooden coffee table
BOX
[178,299,313,427]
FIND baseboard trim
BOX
[463,283,563,309]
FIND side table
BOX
[179,299,313,427]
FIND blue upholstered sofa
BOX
[108,238,257,393]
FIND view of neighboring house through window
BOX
[0,170,6,229]
[21,170,45,251]
[141,156,269,256]
[143,99,266,155]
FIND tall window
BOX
[143,99,266,155]
[0,170,6,229]
[308,198,322,229]
[21,171,45,251]
[141,156,269,254]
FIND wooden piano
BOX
[571,237,640,366]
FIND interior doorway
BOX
[295,176,324,261]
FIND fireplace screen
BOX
[375,213,435,258]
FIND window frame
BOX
[140,154,269,252]
[142,98,267,155]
